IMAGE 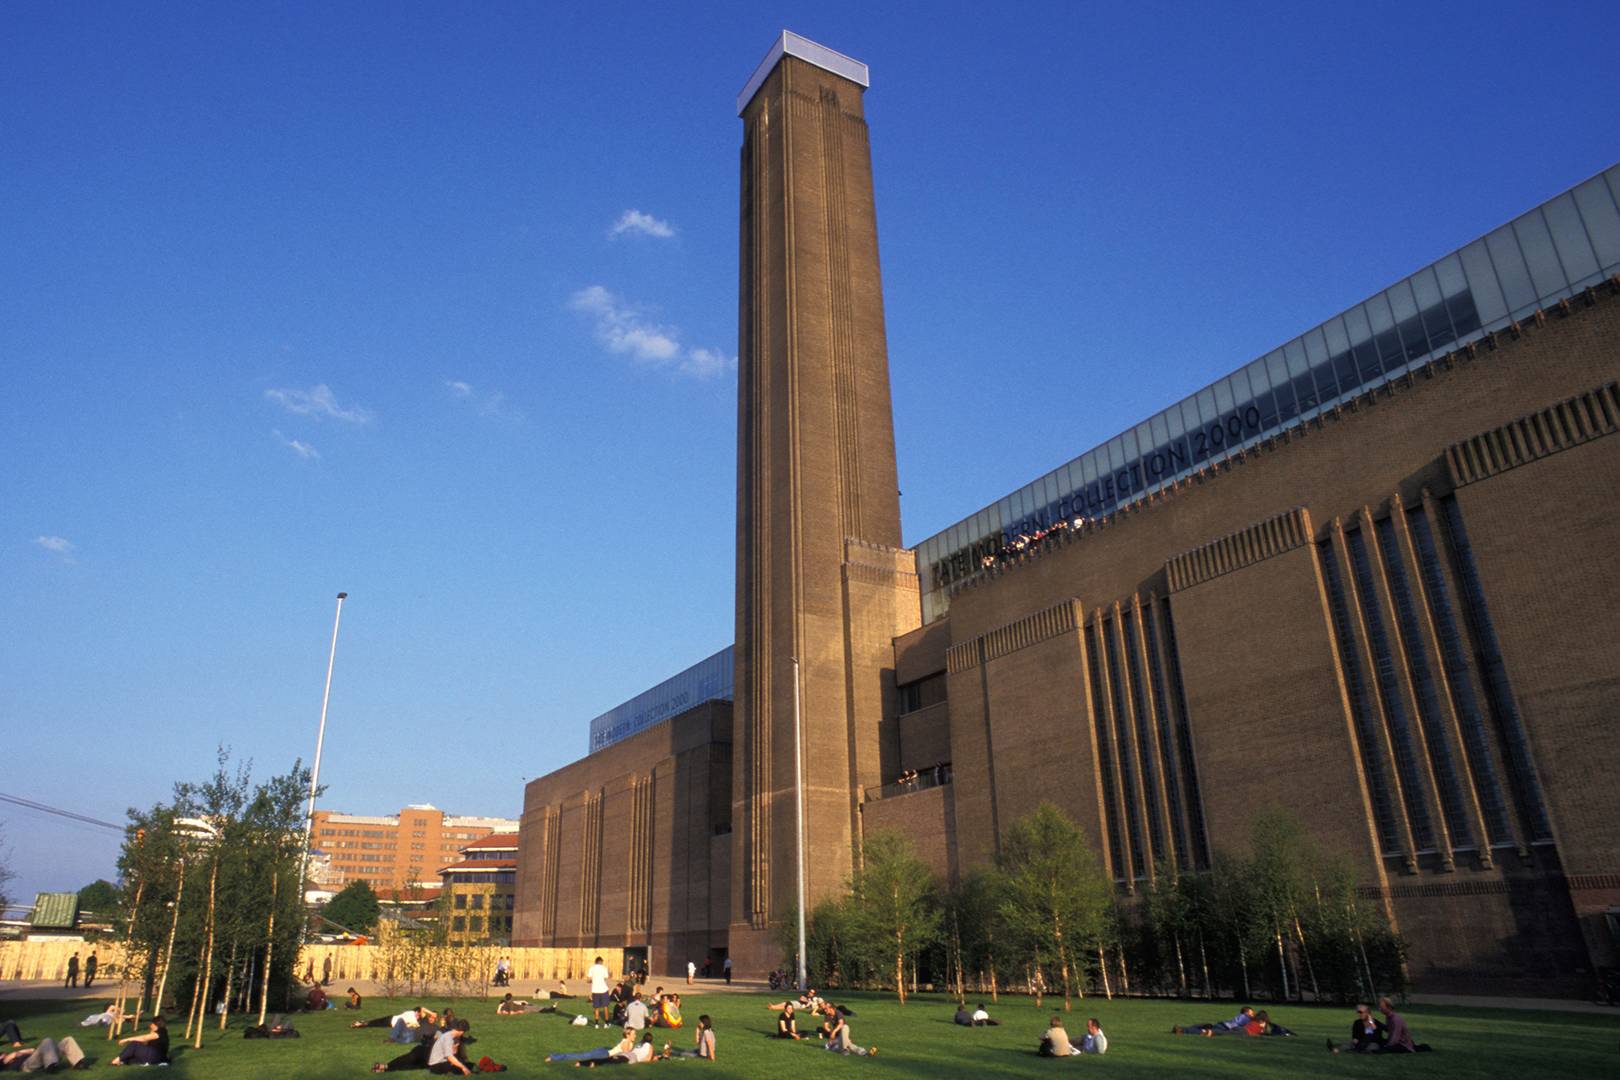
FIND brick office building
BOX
[312,804,518,890]
[514,31,1620,992]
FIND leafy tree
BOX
[321,879,381,935]
[949,868,1015,1001]
[77,879,121,916]
[996,802,1113,1010]
[0,822,13,915]
[845,831,943,1004]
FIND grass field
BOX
[2,991,1615,1078]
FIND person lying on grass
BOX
[545,1027,637,1065]
[1176,1009,1294,1038]
[579,1033,657,1067]
[1,1036,85,1071]
[1172,1006,1254,1035]
[497,993,559,1016]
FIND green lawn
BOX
[2,991,1615,1078]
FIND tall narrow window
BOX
[1140,603,1192,869]
[1103,617,1148,878]
[1375,518,1473,849]
[1407,508,1514,844]
[1437,498,1553,842]
[1121,608,1168,868]
[1317,540,1402,854]
[1156,598,1211,869]
[1085,622,1126,880]
[1346,528,1435,851]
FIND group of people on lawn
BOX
[2,951,1436,1073]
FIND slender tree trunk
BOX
[1353,923,1376,1002]
[191,861,219,1046]
[219,938,239,1029]
[1118,947,1130,996]
[1237,940,1251,1000]
[1174,934,1187,996]
[950,910,964,1005]
[257,872,279,1026]
[152,860,188,1017]
[1097,947,1112,1000]
[989,954,998,1004]
[1198,933,1212,999]
[184,967,205,1041]
[894,929,906,1005]
[1273,921,1290,1000]
[112,879,146,1039]
[1057,940,1073,1011]
[1294,916,1319,1001]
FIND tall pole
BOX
[791,656,807,991]
[298,593,347,916]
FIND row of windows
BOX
[918,166,1620,622]
[319,828,389,839]
[452,892,516,910]
[450,915,513,935]
[1084,599,1209,883]
[1315,496,1552,863]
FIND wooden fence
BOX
[1,939,626,992]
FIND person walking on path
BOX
[64,953,80,989]
[83,952,98,989]
[722,957,731,985]
[686,961,695,986]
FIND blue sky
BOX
[3,1,1615,899]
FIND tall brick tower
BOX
[730,32,920,972]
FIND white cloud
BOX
[273,429,320,460]
[679,347,737,379]
[568,285,732,380]
[445,380,522,422]
[610,209,676,239]
[33,535,75,561]
[264,384,373,424]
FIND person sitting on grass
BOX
[624,993,648,1032]
[1037,1015,1081,1056]
[776,1004,803,1040]
[1,1036,86,1071]
[1377,998,1431,1053]
[306,983,331,1011]
[1078,1018,1108,1054]
[346,987,364,1010]
[970,1004,998,1027]
[823,1011,876,1057]
[656,993,683,1030]
[426,1021,473,1076]
[545,1027,637,1065]
[552,980,574,999]
[662,1015,716,1060]
[110,1017,169,1066]
[1172,1005,1254,1036]
[1328,1003,1387,1054]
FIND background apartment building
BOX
[311,804,517,889]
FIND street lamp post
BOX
[791,656,807,991]
[297,592,347,907]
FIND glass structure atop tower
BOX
[914,164,1620,623]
